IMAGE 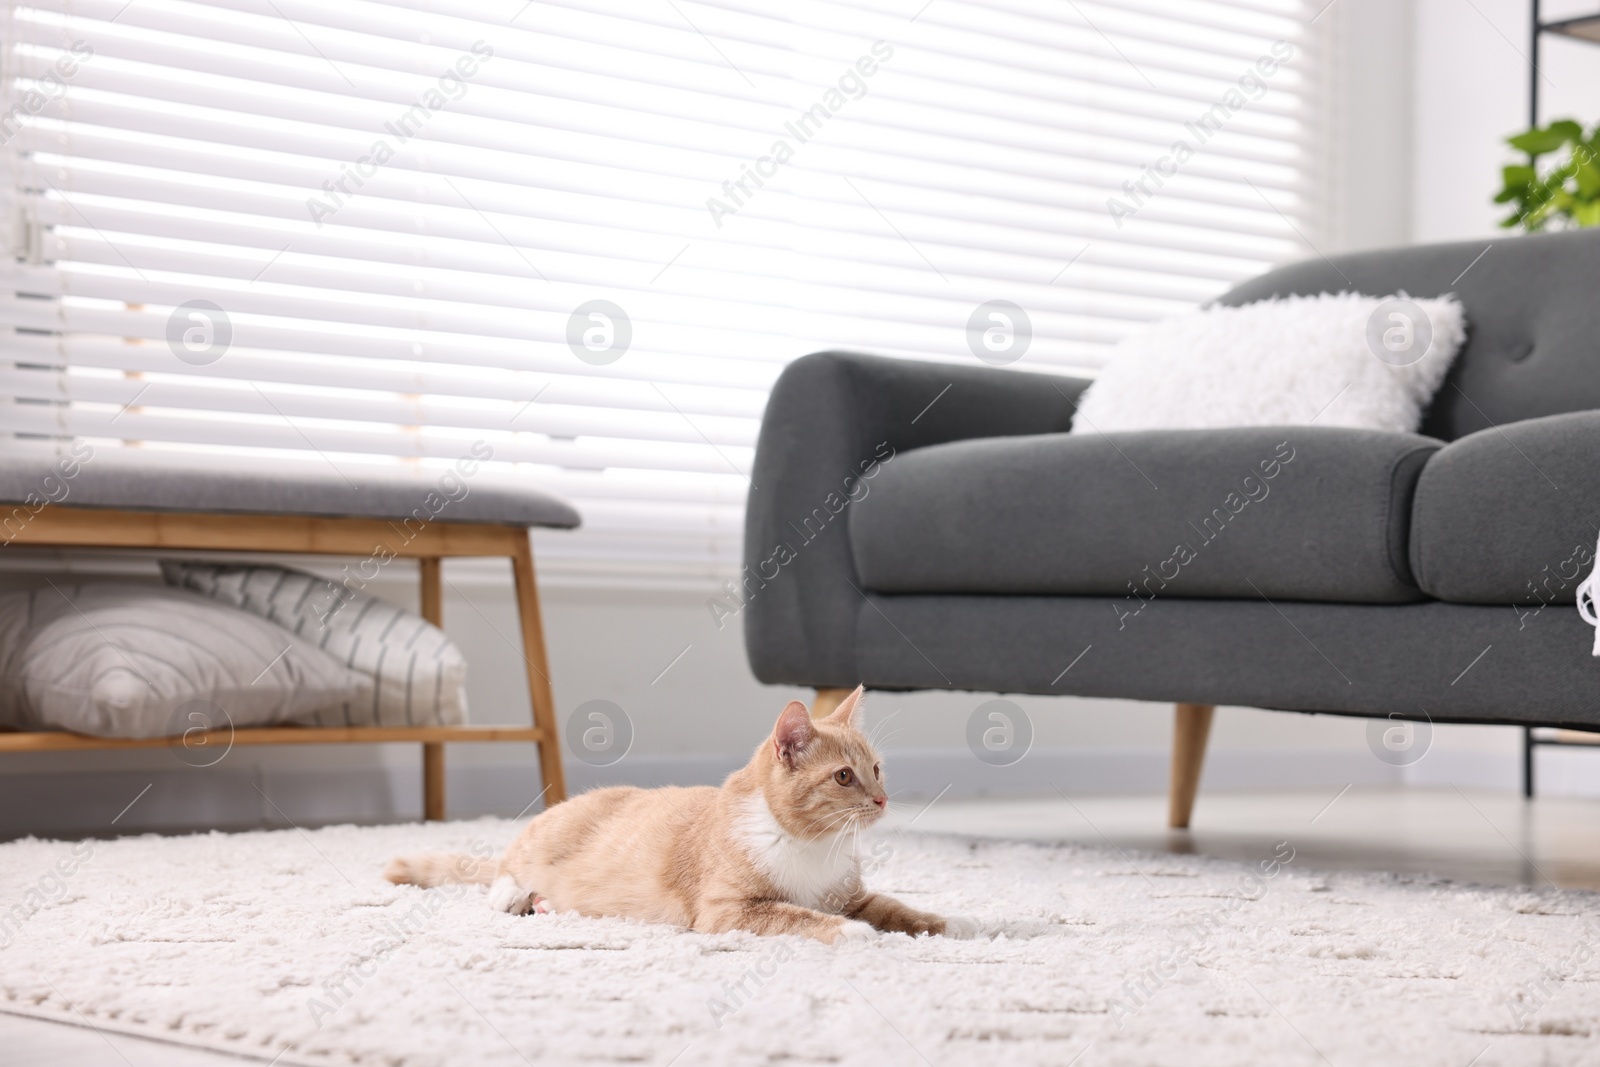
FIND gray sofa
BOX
[742,229,1600,822]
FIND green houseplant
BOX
[1494,119,1600,231]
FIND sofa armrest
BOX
[740,350,1089,686]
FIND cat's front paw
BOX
[939,915,982,940]
[831,919,879,944]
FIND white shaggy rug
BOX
[3,819,1599,1066]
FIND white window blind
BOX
[0,0,1323,579]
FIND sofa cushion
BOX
[849,426,1441,603]
[1411,411,1600,606]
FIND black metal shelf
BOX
[1526,727,1600,799]
[1539,12,1600,46]
[1518,4,1600,797]
[1532,3,1600,125]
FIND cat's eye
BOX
[834,768,854,786]
[872,763,881,779]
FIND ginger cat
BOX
[386,686,977,943]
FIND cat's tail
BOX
[384,851,497,888]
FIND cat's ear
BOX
[772,700,815,766]
[823,684,866,729]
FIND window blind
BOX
[0,0,1323,578]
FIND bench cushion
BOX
[1411,411,1600,605]
[849,426,1440,603]
[0,451,579,528]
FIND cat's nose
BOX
[871,795,887,808]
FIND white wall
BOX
[1412,0,1600,243]
[1323,0,1416,252]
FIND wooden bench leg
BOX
[422,742,445,821]
[1169,703,1215,829]
[420,558,447,821]
[811,688,853,718]
[512,532,566,806]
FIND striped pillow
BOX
[160,562,468,728]
[0,583,372,738]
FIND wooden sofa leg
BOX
[811,688,852,718]
[512,532,567,806]
[1168,703,1215,829]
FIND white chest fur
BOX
[732,795,858,911]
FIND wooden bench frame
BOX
[0,506,567,820]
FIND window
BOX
[0,0,1322,577]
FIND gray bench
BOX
[0,450,579,820]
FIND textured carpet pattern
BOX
[2,819,1598,1066]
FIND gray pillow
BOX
[160,562,468,728]
[0,583,373,738]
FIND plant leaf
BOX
[1549,118,1584,142]
[1509,125,1576,156]
[1499,164,1537,190]
[1495,120,1600,231]
[1576,161,1600,198]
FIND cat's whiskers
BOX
[847,821,868,888]
[830,804,878,862]
[867,708,901,749]
[872,726,908,751]
[812,807,861,840]
[814,805,861,842]
[824,812,864,867]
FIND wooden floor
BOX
[6,785,1600,1064]
[888,785,1600,891]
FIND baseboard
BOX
[0,744,1510,841]
[0,756,755,841]
[1402,746,1522,792]
[1521,743,1600,797]
[883,746,1410,799]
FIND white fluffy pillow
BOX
[1070,292,1468,434]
